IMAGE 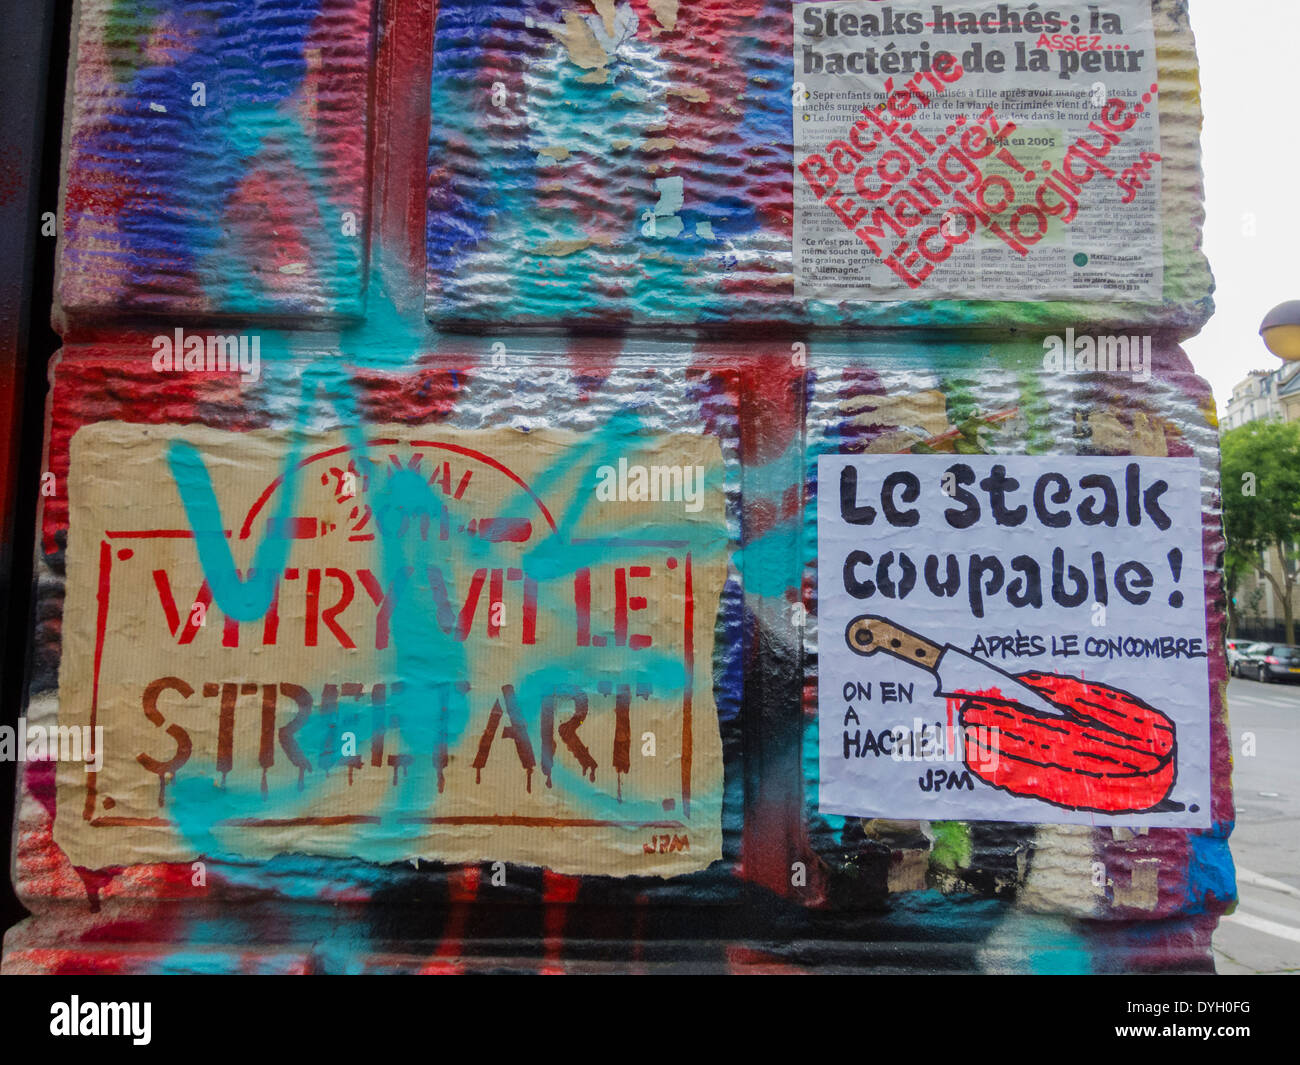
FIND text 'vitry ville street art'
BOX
[53,415,731,879]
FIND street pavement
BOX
[1214,675,1300,975]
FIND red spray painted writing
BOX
[799,70,1162,288]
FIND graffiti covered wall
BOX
[2,0,1233,974]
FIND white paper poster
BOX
[817,455,1211,827]
[794,0,1163,301]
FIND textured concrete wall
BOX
[2,0,1234,974]
[426,0,1211,332]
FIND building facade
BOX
[1222,370,1280,431]
[1223,366,1300,641]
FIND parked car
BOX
[1226,639,1256,675]
[1234,643,1300,683]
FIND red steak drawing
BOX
[845,615,1177,814]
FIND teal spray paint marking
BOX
[161,252,732,867]
[202,105,362,315]
[140,44,740,872]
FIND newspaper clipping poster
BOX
[817,455,1211,828]
[794,1,1164,301]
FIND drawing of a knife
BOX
[844,615,1068,720]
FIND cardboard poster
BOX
[54,423,728,877]
[817,455,1211,827]
[794,0,1163,300]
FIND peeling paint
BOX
[548,11,609,76]
[649,0,679,33]
[1113,860,1163,910]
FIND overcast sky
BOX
[1183,1,1300,412]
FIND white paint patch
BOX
[653,176,684,217]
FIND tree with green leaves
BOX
[1220,418,1300,644]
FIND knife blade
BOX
[845,614,1069,721]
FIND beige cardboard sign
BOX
[54,423,728,877]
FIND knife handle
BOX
[845,615,942,673]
